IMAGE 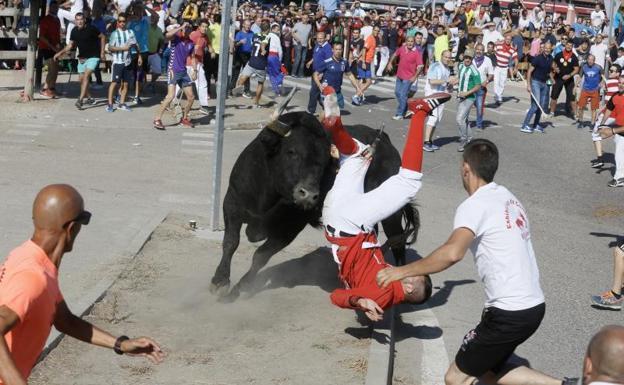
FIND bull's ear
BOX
[259,128,282,155]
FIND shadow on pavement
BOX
[589,232,622,248]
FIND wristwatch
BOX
[114,335,130,355]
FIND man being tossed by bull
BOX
[320,85,451,321]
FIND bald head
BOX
[33,184,85,230]
[585,325,624,384]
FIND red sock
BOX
[401,111,427,172]
[322,116,357,155]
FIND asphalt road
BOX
[2,71,623,383]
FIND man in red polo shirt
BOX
[0,185,165,384]
[598,77,624,187]
[321,87,451,321]
[38,1,61,98]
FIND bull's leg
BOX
[210,193,244,296]
[381,214,407,266]
[220,220,307,303]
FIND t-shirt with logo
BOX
[453,183,545,311]
[317,56,349,92]
[553,50,579,79]
[0,240,63,381]
[109,28,136,65]
[168,35,194,74]
[248,33,270,70]
[581,64,602,92]
[458,63,481,100]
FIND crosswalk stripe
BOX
[181,139,214,147]
[182,132,214,138]
[6,129,40,136]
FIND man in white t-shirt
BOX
[590,34,609,69]
[377,139,578,385]
[590,4,606,28]
[481,23,503,48]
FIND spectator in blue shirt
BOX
[307,31,333,114]
[313,42,362,113]
[231,19,254,97]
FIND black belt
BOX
[326,224,356,238]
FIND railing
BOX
[0,8,32,59]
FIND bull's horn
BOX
[265,86,298,137]
[269,86,299,121]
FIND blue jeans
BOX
[475,87,486,128]
[292,44,306,77]
[395,78,413,117]
[522,79,548,128]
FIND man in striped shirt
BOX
[493,33,518,106]
[106,13,139,112]
[456,48,482,152]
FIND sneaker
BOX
[105,104,115,112]
[153,119,165,130]
[404,110,414,118]
[231,85,244,97]
[39,89,55,98]
[520,125,534,133]
[562,377,580,385]
[407,93,452,115]
[199,106,211,115]
[590,158,604,168]
[242,91,252,99]
[430,142,440,151]
[351,94,361,106]
[591,291,623,310]
[423,142,435,152]
[607,178,624,187]
[392,114,403,120]
[85,97,97,105]
[75,99,83,110]
[534,124,545,133]
[134,96,143,105]
[118,103,131,111]
[180,117,194,127]
[458,141,466,152]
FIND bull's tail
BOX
[380,199,420,254]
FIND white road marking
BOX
[182,132,214,138]
[181,139,214,147]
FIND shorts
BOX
[578,89,600,110]
[241,63,266,83]
[147,53,162,75]
[592,116,616,142]
[357,62,372,79]
[455,303,545,378]
[426,104,445,127]
[111,63,135,83]
[38,48,55,61]
[321,91,345,109]
[168,70,193,88]
[77,57,100,73]
[550,78,575,101]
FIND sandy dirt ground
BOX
[29,213,373,385]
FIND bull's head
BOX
[260,88,331,210]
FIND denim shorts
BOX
[168,70,193,88]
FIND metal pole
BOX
[210,0,233,231]
[23,0,41,101]
[608,0,619,44]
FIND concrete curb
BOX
[38,208,170,361]
[365,307,396,385]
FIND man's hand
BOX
[376,266,406,288]
[53,52,62,61]
[356,298,384,321]
[448,76,459,85]
[121,337,166,364]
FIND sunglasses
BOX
[63,210,92,228]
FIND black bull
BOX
[210,111,420,301]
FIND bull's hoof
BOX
[209,280,230,296]
[217,287,241,303]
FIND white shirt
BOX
[474,55,494,85]
[590,42,609,69]
[361,25,373,41]
[116,0,132,13]
[268,32,282,60]
[70,0,83,13]
[352,7,366,17]
[453,183,545,311]
[591,10,606,27]
[482,29,503,48]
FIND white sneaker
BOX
[392,115,403,120]
[520,125,534,133]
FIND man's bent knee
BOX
[445,362,476,385]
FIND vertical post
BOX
[23,0,41,101]
[210,0,233,231]
[608,0,620,44]
[35,1,46,89]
